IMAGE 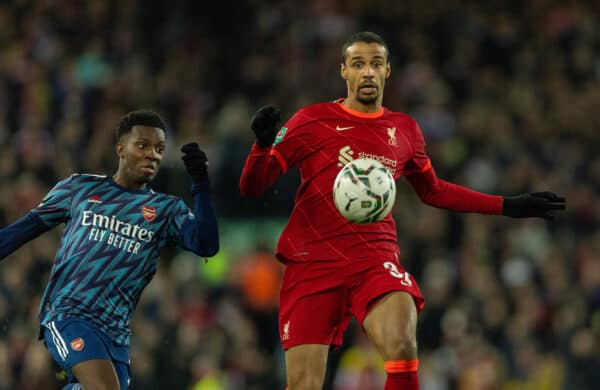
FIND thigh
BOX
[362,291,418,361]
[348,257,424,327]
[43,318,126,389]
[71,359,120,390]
[279,261,350,350]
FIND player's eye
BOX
[156,146,165,154]
[136,143,145,149]
[352,62,363,69]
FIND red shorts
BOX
[278,256,424,350]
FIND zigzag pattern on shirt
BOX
[38,174,189,346]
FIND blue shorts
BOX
[43,318,130,389]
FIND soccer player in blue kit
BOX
[0,110,219,389]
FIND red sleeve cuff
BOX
[269,148,288,173]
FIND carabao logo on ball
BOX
[333,158,396,224]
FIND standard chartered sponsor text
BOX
[357,152,397,174]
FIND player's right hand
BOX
[251,106,281,147]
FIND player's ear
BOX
[386,62,391,79]
[116,143,125,159]
[340,62,348,80]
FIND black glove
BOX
[251,106,282,147]
[502,192,566,220]
[181,142,208,182]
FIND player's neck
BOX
[112,171,147,190]
[342,97,382,113]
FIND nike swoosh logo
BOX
[336,126,354,131]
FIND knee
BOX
[285,345,328,390]
[287,371,325,390]
[382,328,418,361]
[286,354,326,390]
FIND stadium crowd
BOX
[0,0,598,389]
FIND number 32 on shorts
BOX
[383,261,413,287]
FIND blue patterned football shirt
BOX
[30,174,201,346]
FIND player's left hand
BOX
[181,142,209,182]
[502,191,566,220]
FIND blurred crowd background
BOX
[0,0,599,389]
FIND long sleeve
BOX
[239,143,284,197]
[405,166,503,214]
[0,212,52,259]
[177,181,219,257]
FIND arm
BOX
[403,121,502,213]
[239,105,285,197]
[179,143,219,257]
[1,176,73,259]
[406,166,566,219]
[239,143,284,197]
[403,120,565,219]
[178,181,219,257]
[405,166,503,214]
[0,212,52,259]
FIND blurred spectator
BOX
[0,1,598,389]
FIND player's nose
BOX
[362,70,375,81]
[364,65,376,76]
[145,148,162,161]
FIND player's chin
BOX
[357,94,379,105]
[138,171,157,183]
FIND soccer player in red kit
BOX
[239,32,565,390]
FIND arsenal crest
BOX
[70,338,84,351]
[142,205,156,221]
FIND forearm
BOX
[406,168,503,214]
[0,212,51,259]
[179,181,219,257]
[239,143,283,197]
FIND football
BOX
[333,158,396,224]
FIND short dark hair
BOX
[341,31,389,64]
[115,109,167,143]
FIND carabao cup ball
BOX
[333,158,396,224]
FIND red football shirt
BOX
[240,100,502,263]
